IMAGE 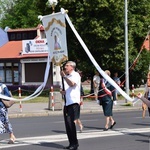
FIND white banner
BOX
[22,39,49,54]
[41,12,68,66]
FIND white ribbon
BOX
[0,46,51,101]
[61,8,133,102]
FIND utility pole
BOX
[125,0,129,102]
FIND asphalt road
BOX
[0,110,150,150]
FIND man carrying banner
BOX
[60,61,80,150]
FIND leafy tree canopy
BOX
[0,0,150,87]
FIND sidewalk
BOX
[8,99,143,118]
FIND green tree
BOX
[0,0,150,88]
[0,0,16,20]
[0,0,43,28]
[58,0,150,87]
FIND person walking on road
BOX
[60,61,81,150]
[74,70,84,132]
[113,72,121,100]
[142,101,147,118]
[0,83,16,144]
[93,70,100,101]
[141,84,150,117]
[98,70,117,131]
[136,92,150,109]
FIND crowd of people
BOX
[1,60,150,150]
[59,61,120,150]
[60,64,150,150]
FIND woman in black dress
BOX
[98,70,116,131]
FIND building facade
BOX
[0,25,61,87]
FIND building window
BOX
[13,63,19,83]
[25,63,46,82]
[6,63,12,83]
[29,33,33,38]
[10,33,15,40]
[0,63,5,82]
[22,33,27,39]
[0,62,19,84]
[17,33,21,40]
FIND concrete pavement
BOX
[8,99,143,118]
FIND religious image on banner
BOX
[41,12,68,66]
[54,34,61,50]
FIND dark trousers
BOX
[63,104,79,146]
[148,98,150,116]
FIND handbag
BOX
[1,99,15,108]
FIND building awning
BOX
[0,41,48,60]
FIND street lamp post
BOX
[125,0,129,102]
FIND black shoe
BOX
[80,125,84,133]
[103,128,109,131]
[110,122,116,129]
[69,144,79,150]
[63,145,71,149]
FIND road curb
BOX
[8,106,142,118]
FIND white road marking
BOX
[135,116,150,119]
[0,127,150,149]
[54,119,99,123]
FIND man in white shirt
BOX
[60,61,81,150]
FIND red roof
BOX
[0,41,47,60]
[7,24,44,32]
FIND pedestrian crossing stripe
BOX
[0,127,150,149]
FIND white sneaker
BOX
[96,100,99,104]
[113,101,117,105]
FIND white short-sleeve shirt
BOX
[64,70,81,106]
